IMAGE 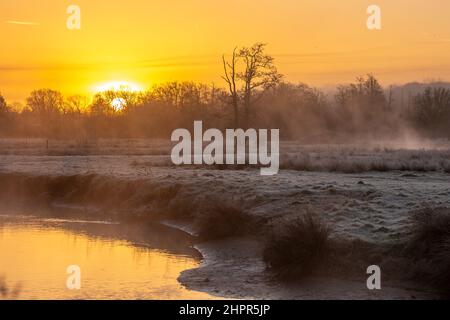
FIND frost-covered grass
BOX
[280,140,450,173]
[1,138,450,173]
[282,148,450,173]
[0,138,172,156]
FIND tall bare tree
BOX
[237,43,282,127]
[222,47,239,127]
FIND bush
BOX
[263,211,330,279]
[405,207,450,294]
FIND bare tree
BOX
[237,43,282,127]
[26,89,64,115]
[222,47,239,127]
[0,93,8,114]
[413,87,450,131]
[222,43,282,128]
[336,74,385,109]
[65,95,89,115]
[90,92,115,116]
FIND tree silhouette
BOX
[26,89,64,115]
[0,93,8,114]
[335,74,387,131]
[65,95,89,115]
[222,48,240,127]
[335,74,385,109]
[222,43,282,128]
[90,93,115,116]
[413,87,450,133]
[238,43,282,127]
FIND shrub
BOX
[263,211,330,279]
[405,207,450,294]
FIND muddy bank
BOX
[179,237,438,300]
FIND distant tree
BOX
[26,89,64,115]
[336,74,385,109]
[89,93,115,116]
[150,82,181,107]
[257,82,330,138]
[0,94,10,135]
[113,87,141,110]
[413,87,450,133]
[335,74,387,132]
[0,93,8,114]
[88,88,142,116]
[150,82,210,109]
[8,102,25,113]
[64,95,89,114]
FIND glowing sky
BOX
[1,0,450,101]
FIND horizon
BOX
[2,0,450,102]
[3,77,450,107]
[4,72,450,107]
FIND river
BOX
[0,215,215,300]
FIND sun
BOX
[111,98,127,112]
[92,80,144,112]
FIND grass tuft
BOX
[263,210,330,279]
[405,207,450,295]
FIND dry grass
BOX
[263,210,331,279]
[262,209,403,282]
[405,207,450,294]
[282,148,450,173]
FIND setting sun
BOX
[111,97,127,111]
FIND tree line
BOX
[1,43,450,140]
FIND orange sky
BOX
[1,0,450,102]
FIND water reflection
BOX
[0,215,214,300]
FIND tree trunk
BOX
[244,85,251,129]
[233,96,239,128]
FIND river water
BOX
[0,215,214,300]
